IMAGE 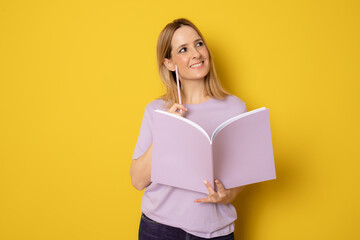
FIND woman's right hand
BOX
[167,103,187,117]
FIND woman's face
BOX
[166,26,210,82]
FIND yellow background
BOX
[1,0,359,239]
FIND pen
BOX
[175,65,183,115]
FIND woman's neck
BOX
[181,79,210,104]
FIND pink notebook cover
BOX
[152,107,276,194]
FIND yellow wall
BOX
[1,0,359,239]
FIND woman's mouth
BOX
[190,61,204,68]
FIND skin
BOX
[130,25,245,204]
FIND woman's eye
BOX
[179,47,187,53]
[196,41,204,47]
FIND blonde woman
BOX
[131,18,246,240]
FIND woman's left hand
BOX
[194,179,245,204]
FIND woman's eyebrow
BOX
[176,38,203,50]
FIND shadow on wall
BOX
[232,152,302,239]
[232,183,271,239]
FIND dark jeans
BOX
[139,213,235,240]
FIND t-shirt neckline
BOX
[183,98,215,107]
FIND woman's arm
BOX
[130,103,187,191]
[130,143,153,191]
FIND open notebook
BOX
[151,107,276,194]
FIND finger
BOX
[179,109,186,116]
[167,105,176,113]
[168,104,187,114]
[176,104,187,111]
[176,108,185,117]
[175,107,187,116]
[169,103,182,111]
[215,179,226,193]
[174,103,187,110]
[204,180,216,195]
[194,196,212,203]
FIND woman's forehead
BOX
[171,26,201,48]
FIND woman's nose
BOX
[191,48,201,58]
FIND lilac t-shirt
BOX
[132,95,247,238]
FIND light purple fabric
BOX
[132,95,247,238]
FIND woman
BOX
[130,18,247,239]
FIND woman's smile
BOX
[190,61,204,69]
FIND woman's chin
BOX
[186,69,210,80]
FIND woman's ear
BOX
[163,58,175,72]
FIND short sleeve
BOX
[132,106,153,160]
[242,101,248,113]
[232,95,247,114]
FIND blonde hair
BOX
[156,18,230,109]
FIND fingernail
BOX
[203,180,207,184]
